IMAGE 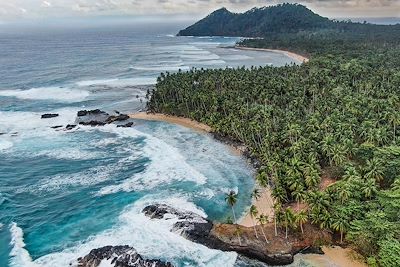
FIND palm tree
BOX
[331,216,349,243]
[291,186,306,210]
[295,210,308,234]
[273,202,282,237]
[257,214,269,243]
[361,178,377,199]
[252,188,261,200]
[225,191,238,223]
[249,205,259,239]
[283,208,295,239]
[364,158,384,182]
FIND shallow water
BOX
[0,21,303,267]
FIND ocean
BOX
[0,20,304,267]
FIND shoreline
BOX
[129,112,212,133]
[234,46,309,63]
[130,112,274,227]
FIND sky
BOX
[0,0,399,22]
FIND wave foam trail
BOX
[9,223,39,267]
[27,195,236,267]
[96,126,208,195]
[0,87,89,102]
[76,77,157,87]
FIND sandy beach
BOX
[239,187,275,227]
[129,112,212,132]
[234,46,309,63]
[302,246,367,267]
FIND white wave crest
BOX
[9,222,39,267]
[96,126,208,196]
[0,87,89,102]
[76,77,156,87]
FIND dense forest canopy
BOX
[150,4,400,267]
[178,3,400,37]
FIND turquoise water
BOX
[0,21,298,267]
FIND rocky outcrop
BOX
[117,122,134,128]
[143,204,330,266]
[76,109,131,127]
[77,245,174,267]
[41,113,59,119]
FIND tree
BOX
[257,214,269,243]
[331,216,349,243]
[252,188,261,200]
[295,210,308,234]
[283,208,295,239]
[250,205,259,239]
[225,191,238,223]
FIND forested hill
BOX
[177,3,399,37]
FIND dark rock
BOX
[117,122,134,128]
[299,246,324,255]
[77,245,174,267]
[79,121,106,127]
[51,125,63,129]
[106,114,130,123]
[66,124,77,130]
[77,109,108,117]
[41,113,59,119]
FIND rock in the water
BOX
[66,124,77,130]
[77,245,174,267]
[76,109,130,127]
[41,113,59,119]
[51,125,63,129]
[106,114,130,123]
[77,109,108,117]
[117,122,134,128]
[79,120,106,126]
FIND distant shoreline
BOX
[234,46,309,63]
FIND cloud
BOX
[0,0,398,20]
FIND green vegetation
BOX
[149,4,400,266]
[178,3,400,38]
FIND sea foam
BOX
[9,196,237,267]
[0,87,89,102]
[96,125,208,196]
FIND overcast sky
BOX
[0,0,399,22]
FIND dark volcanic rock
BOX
[77,245,174,267]
[106,114,130,123]
[77,109,108,117]
[79,121,106,126]
[117,122,134,128]
[143,204,323,266]
[41,113,59,119]
[76,109,130,127]
[66,124,77,130]
[51,125,63,129]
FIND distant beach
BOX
[234,46,309,63]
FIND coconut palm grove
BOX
[147,4,400,266]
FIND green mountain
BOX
[177,3,395,37]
